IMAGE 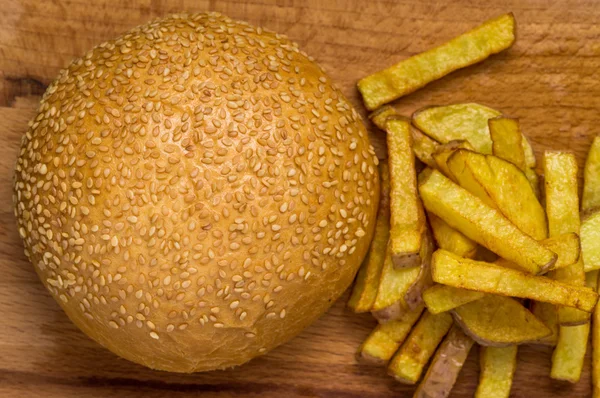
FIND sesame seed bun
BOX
[13,12,379,372]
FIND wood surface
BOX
[0,0,599,396]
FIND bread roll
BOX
[13,12,379,372]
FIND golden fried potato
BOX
[431,250,598,312]
[428,212,478,259]
[413,103,536,168]
[387,311,453,384]
[432,140,474,181]
[386,118,427,268]
[414,325,474,398]
[551,270,599,383]
[583,136,600,212]
[357,14,515,110]
[544,151,588,325]
[452,295,551,346]
[489,117,527,171]
[423,284,484,314]
[348,164,390,312]
[447,150,547,240]
[583,212,600,273]
[419,169,556,274]
[357,307,424,364]
[593,270,600,396]
[475,346,518,398]
[370,106,440,168]
[530,301,559,346]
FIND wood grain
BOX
[0,0,599,396]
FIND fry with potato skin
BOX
[348,164,390,313]
[423,284,484,314]
[451,295,551,346]
[583,136,600,212]
[431,250,598,312]
[357,307,424,364]
[544,151,588,325]
[419,169,556,274]
[413,325,474,398]
[387,311,453,384]
[386,118,427,268]
[530,301,559,346]
[447,150,547,240]
[357,14,516,110]
[551,270,599,383]
[475,345,518,398]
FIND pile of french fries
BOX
[350,12,600,398]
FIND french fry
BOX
[387,311,453,384]
[432,140,474,181]
[423,284,484,314]
[418,169,556,274]
[348,164,390,312]
[593,270,600,396]
[371,253,420,322]
[447,150,547,240]
[489,117,527,171]
[475,346,518,398]
[583,136,600,212]
[386,118,427,268]
[357,14,516,110]
[414,325,474,398]
[413,103,537,170]
[544,151,588,325]
[551,270,599,382]
[451,295,551,346]
[530,301,559,346]
[357,307,424,364]
[428,212,478,259]
[582,212,600,272]
[370,106,440,168]
[372,233,433,322]
[431,249,598,312]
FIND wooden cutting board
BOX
[1,0,599,396]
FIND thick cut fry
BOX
[357,307,424,364]
[432,140,474,180]
[357,14,516,110]
[413,326,474,398]
[419,169,556,274]
[428,212,478,259]
[348,164,390,312]
[583,136,600,212]
[413,103,536,168]
[387,311,453,384]
[475,346,518,398]
[489,117,527,171]
[551,270,599,383]
[371,253,420,321]
[593,270,600,396]
[493,233,580,272]
[372,233,433,322]
[370,106,440,168]
[447,150,547,240]
[452,295,551,346]
[583,212,600,272]
[431,250,598,312]
[423,284,484,314]
[544,151,588,325]
[526,168,542,200]
[530,301,559,346]
[413,103,500,154]
[386,118,426,268]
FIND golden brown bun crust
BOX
[13,12,379,372]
